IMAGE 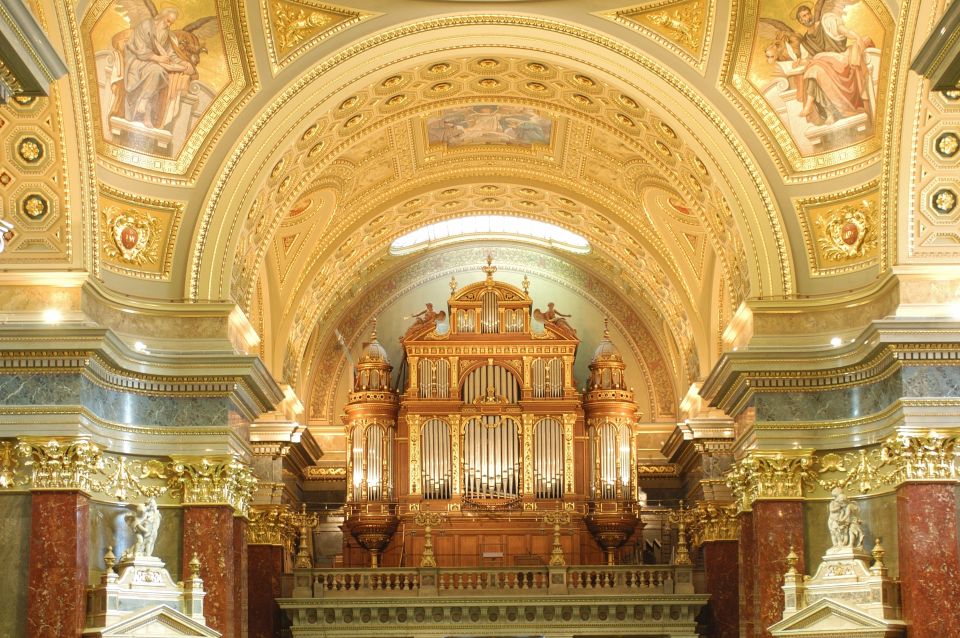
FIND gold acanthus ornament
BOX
[247,505,297,546]
[816,200,877,261]
[0,441,20,488]
[168,455,258,514]
[273,4,332,51]
[880,431,959,482]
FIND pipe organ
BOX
[343,258,645,568]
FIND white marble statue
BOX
[827,487,864,550]
[123,497,162,560]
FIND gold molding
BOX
[304,465,346,480]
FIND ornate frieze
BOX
[168,455,257,513]
[91,456,169,501]
[247,505,296,545]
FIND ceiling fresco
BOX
[3,0,952,419]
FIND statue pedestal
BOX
[85,555,216,637]
[771,547,904,637]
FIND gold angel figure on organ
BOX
[534,302,577,337]
[403,302,447,339]
[476,385,508,404]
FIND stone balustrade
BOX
[280,564,708,637]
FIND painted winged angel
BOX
[107,0,219,130]
[758,0,876,125]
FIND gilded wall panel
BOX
[80,0,256,180]
[0,92,71,263]
[261,0,379,75]
[98,184,184,280]
[721,0,894,178]
[794,179,880,276]
[597,0,715,73]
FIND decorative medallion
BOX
[795,180,880,276]
[98,185,185,280]
[104,207,162,266]
[262,0,379,74]
[16,136,43,164]
[597,0,714,73]
[935,132,959,159]
[720,0,894,179]
[20,194,48,220]
[932,188,958,215]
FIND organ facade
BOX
[341,258,644,568]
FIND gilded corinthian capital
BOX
[880,431,960,483]
[168,455,257,514]
[247,505,296,545]
[725,450,816,511]
[17,437,103,491]
[689,502,739,546]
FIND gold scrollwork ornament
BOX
[103,207,162,266]
[816,201,876,261]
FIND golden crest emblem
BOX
[103,207,161,266]
[816,201,876,261]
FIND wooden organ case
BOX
[342,259,644,568]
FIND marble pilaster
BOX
[752,500,804,638]
[183,506,236,638]
[703,540,739,638]
[234,517,249,638]
[27,491,89,638]
[896,482,960,638]
[247,544,284,638]
[737,511,756,638]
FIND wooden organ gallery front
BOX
[341,260,645,568]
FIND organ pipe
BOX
[421,419,451,499]
[463,416,520,498]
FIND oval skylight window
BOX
[390,215,590,255]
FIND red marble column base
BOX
[183,505,236,638]
[752,500,804,638]
[897,482,960,638]
[234,517,249,638]
[703,539,739,638]
[247,544,284,638]
[27,490,90,638]
[737,511,755,638]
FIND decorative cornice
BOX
[247,505,296,545]
[168,455,257,514]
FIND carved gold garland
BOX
[1,438,257,514]
[726,430,960,511]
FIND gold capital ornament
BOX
[168,455,257,514]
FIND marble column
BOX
[27,490,90,638]
[897,482,960,638]
[702,540,739,638]
[248,544,284,638]
[737,511,755,638]
[234,517,249,638]
[751,500,804,638]
[183,505,237,638]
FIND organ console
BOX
[341,257,644,568]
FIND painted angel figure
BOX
[108,0,219,130]
[759,0,876,126]
[534,302,576,337]
[404,302,446,338]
